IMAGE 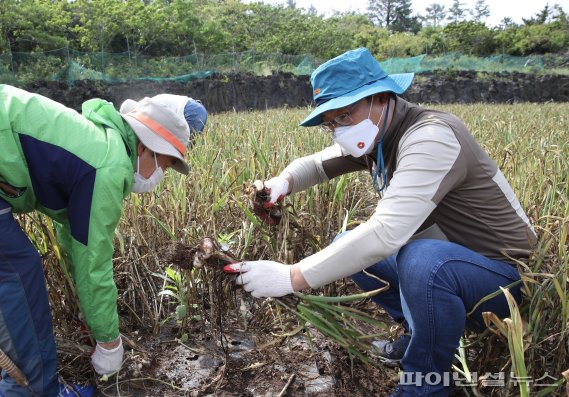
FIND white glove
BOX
[226,260,294,298]
[263,176,290,207]
[91,337,124,375]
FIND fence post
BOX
[7,38,14,74]
[193,39,199,69]
[100,41,105,73]
[65,45,71,71]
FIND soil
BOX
[57,238,403,397]
[88,298,400,397]
[60,289,403,397]
[20,70,569,115]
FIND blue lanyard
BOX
[373,98,391,193]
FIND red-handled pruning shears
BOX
[223,262,242,273]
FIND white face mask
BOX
[332,98,386,158]
[132,153,165,194]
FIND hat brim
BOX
[119,99,138,114]
[122,113,190,175]
[300,73,414,127]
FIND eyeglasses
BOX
[319,103,358,134]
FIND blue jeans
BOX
[349,238,522,397]
[0,199,59,397]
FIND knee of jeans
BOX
[396,240,446,285]
[397,240,428,271]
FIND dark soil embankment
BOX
[23,70,569,113]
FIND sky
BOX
[245,0,559,27]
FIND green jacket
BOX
[0,84,137,341]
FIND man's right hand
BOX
[251,176,291,225]
[91,336,124,376]
[259,176,290,208]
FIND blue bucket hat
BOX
[300,48,414,127]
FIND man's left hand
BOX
[224,260,294,298]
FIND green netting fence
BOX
[0,47,553,86]
[0,48,324,85]
[378,52,546,74]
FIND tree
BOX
[535,4,552,23]
[0,0,566,64]
[494,23,518,54]
[376,31,425,57]
[424,3,447,27]
[306,5,318,15]
[368,0,420,32]
[308,13,373,58]
[0,0,71,52]
[443,21,496,55]
[367,0,399,28]
[499,17,515,28]
[286,0,296,8]
[167,0,207,55]
[447,0,467,24]
[512,23,569,54]
[353,24,389,55]
[523,4,551,25]
[120,0,174,57]
[470,0,490,22]
[391,0,422,33]
[551,4,568,24]
[418,26,446,54]
[69,0,125,54]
